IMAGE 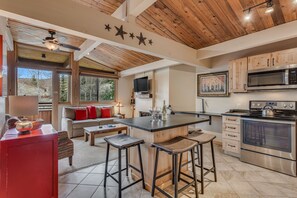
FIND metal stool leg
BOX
[211,141,217,182]
[196,144,201,165]
[118,149,122,198]
[191,148,199,198]
[173,154,178,198]
[172,154,175,185]
[103,143,110,188]
[126,148,129,176]
[151,148,159,197]
[200,144,204,194]
[178,152,183,182]
[137,144,145,189]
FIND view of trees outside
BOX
[59,74,70,102]
[80,76,98,101]
[99,78,115,101]
[80,76,115,102]
[17,68,52,103]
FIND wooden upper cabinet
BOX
[229,57,248,93]
[271,48,297,67]
[248,53,271,71]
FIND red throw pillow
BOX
[101,108,111,118]
[87,106,97,119]
[75,109,87,120]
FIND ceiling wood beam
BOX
[0,16,13,51]
[197,20,297,60]
[126,0,156,22]
[0,0,208,68]
[120,59,178,77]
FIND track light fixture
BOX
[243,0,274,21]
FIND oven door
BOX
[241,118,296,160]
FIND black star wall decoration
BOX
[104,24,111,31]
[129,33,135,39]
[104,24,153,46]
[136,32,147,46]
[115,25,127,40]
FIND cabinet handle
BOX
[272,58,274,66]
[228,144,236,148]
[244,84,247,91]
[267,59,269,67]
[227,118,237,121]
[227,134,237,138]
[226,126,236,130]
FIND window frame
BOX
[58,73,71,104]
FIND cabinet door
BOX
[229,57,248,93]
[248,53,271,71]
[271,48,297,67]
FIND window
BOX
[80,75,115,102]
[17,68,52,103]
[99,78,115,101]
[59,74,71,102]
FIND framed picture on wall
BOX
[197,71,229,97]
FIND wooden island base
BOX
[128,126,189,192]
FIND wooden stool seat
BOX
[104,133,144,149]
[152,136,197,154]
[186,132,216,144]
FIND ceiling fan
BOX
[43,30,80,51]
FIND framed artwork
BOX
[197,71,229,97]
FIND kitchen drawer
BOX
[223,123,240,133]
[223,116,240,124]
[223,131,240,141]
[223,139,240,154]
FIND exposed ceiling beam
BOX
[126,0,156,22]
[73,39,102,61]
[197,20,297,60]
[0,0,208,68]
[120,59,179,77]
[0,16,13,51]
[17,57,64,68]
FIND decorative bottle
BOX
[162,100,167,121]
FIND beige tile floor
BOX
[59,144,297,198]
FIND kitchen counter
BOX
[115,114,209,132]
[116,114,209,191]
[174,111,222,125]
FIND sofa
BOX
[61,105,120,138]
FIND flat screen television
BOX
[134,77,149,92]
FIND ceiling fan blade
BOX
[59,43,81,51]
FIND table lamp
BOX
[116,102,124,114]
[9,96,39,133]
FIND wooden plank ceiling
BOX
[71,0,125,14]
[136,0,297,49]
[88,43,161,71]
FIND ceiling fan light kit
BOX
[43,30,80,51]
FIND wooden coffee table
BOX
[84,124,128,146]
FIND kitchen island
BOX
[115,115,209,191]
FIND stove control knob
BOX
[289,104,294,108]
[283,104,287,108]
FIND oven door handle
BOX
[241,117,296,125]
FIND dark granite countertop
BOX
[115,114,209,132]
[174,111,222,117]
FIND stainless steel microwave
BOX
[247,65,297,90]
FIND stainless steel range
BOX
[240,100,297,176]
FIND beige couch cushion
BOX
[72,119,99,129]
[64,107,87,120]
[97,118,115,125]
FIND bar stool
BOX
[179,131,217,194]
[151,136,199,198]
[103,134,145,198]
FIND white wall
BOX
[154,68,169,108]
[169,66,196,111]
[117,75,134,117]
